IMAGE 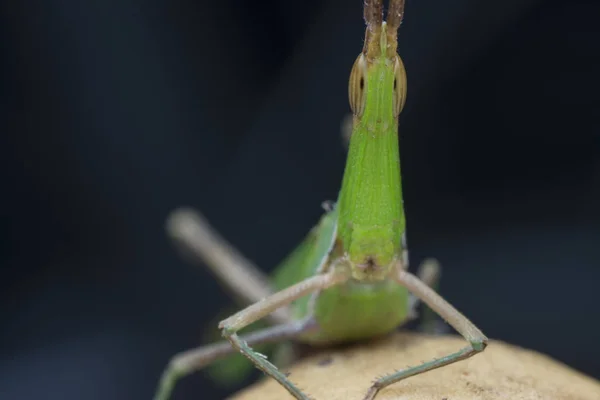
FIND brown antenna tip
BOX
[363,0,383,31]
[386,0,406,31]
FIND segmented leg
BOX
[413,258,448,334]
[220,269,348,400]
[166,207,290,324]
[363,266,488,400]
[406,258,440,321]
[153,318,317,400]
[408,258,440,308]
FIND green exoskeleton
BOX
[154,1,487,399]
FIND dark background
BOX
[1,0,599,399]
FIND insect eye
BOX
[348,54,368,117]
[393,55,407,117]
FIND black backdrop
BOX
[1,1,599,399]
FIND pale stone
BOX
[230,332,600,400]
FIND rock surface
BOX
[230,332,600,400]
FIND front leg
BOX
[220,269,347,400]
[412,258,449,334]
[364,267,488,400]
[153,319,315,400]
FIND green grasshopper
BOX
[154,1,487,399]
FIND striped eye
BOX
[392,55,407,117]
[348,54,368,117]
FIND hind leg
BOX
[167,207,290,324]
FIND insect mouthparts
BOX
[357,256,379,272]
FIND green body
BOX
[337,59,404,273]
[293,20,408,344]
[208,21,410,384]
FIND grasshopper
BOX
[154,1,487,399]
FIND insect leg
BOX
[153,318,318,400]
[167,207,290,324]
[410,258,448,334]
[363,268,488,400]
[406,258,440,320]
[415,258,440,288]
[220,269,347,400]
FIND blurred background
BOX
[1,0,599,399]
